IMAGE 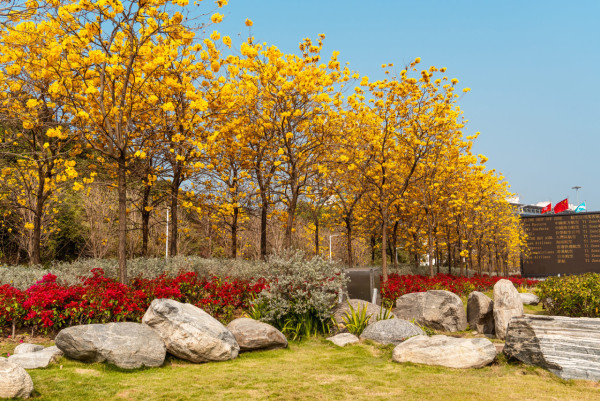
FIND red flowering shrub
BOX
[381,274,539,307]
[0,284,25,330]
[0,268,268,335]
[23,273,84,333]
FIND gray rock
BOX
[227,318,287,352]
[8,346,63,369]
[14,344,44,355]
[394,290,467,332]
[360,319,424,345]
[143,298,239,362]
[392,335,496,369]
[55,322,166,369]
[504,314,600,381]
[467,291,495,335]
[333,299,395,332]
[519,292,540,306]
[493,279,524,340]
[0,360,33,399]
[326,333,360,347]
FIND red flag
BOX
[541,203,551,214]
[554,198,569,214]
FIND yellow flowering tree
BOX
[0,20,81,264]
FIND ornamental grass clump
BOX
[251,251,348,339]
[536,273,600,317]
[341,302,371,336]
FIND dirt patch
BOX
[75,368,102,377]
[115,389,140,399]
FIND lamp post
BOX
[165,209,169,259]
[572,186,582,206]
[329,234,340,261]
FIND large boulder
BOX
[143,298,239,362]
[14,344,44,355]
[504,314,600,380]
[519,292,540,306]
[392,335,496,369]
[55,322,166,369]
[332,299,395,332]
[394,290,467,332]
[493,279,524,340]
[0,360,33,399]
[226,318,287,352]
[326,333,360,347]
[467,291,495,335]
[360,319,424,345]
[9,346,63,369]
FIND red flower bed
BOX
[0,269,267,335]
[381,274,539,307]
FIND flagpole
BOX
[572,186,581,206]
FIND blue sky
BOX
[197,0,600,209]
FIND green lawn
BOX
[3,338,599,401]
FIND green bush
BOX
[536,273,600,317]
[251,251,348,339]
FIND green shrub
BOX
[251,251,348,339]
[536,273,600,317]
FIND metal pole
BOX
[329,234,340,262]
[165,209,169,259]
[572,186,581,206]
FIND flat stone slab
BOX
[55,322,166,369]
[143,299,239,362]
[0,360,33,399]
[14,344,44,355]
[519,293,540,305]
[8,346,63,369]
[394,290,467,332]
[227,318,287,352]
[326,333,360,347]
[392,335,496,369]
[504,314,600,381]
[360,319,424,345]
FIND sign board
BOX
[345,267,381,304]
[521,212,600,277]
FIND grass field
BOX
[2,337,599,401]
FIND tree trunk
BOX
[32,202,42,265]
[428,232,434,278]
[447,241,452,275]
[231,206,238,258]
[314,214,319,256]
[31,165,45,265]
[283,188,299,249]
[140,185,151,257]
[260,195,268,260]
[169,168,181,257]
[391,220,399,270]
[370,235,376,264]
[382,217,388,282]
[117,154,128,284]
[345,218,353,267]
